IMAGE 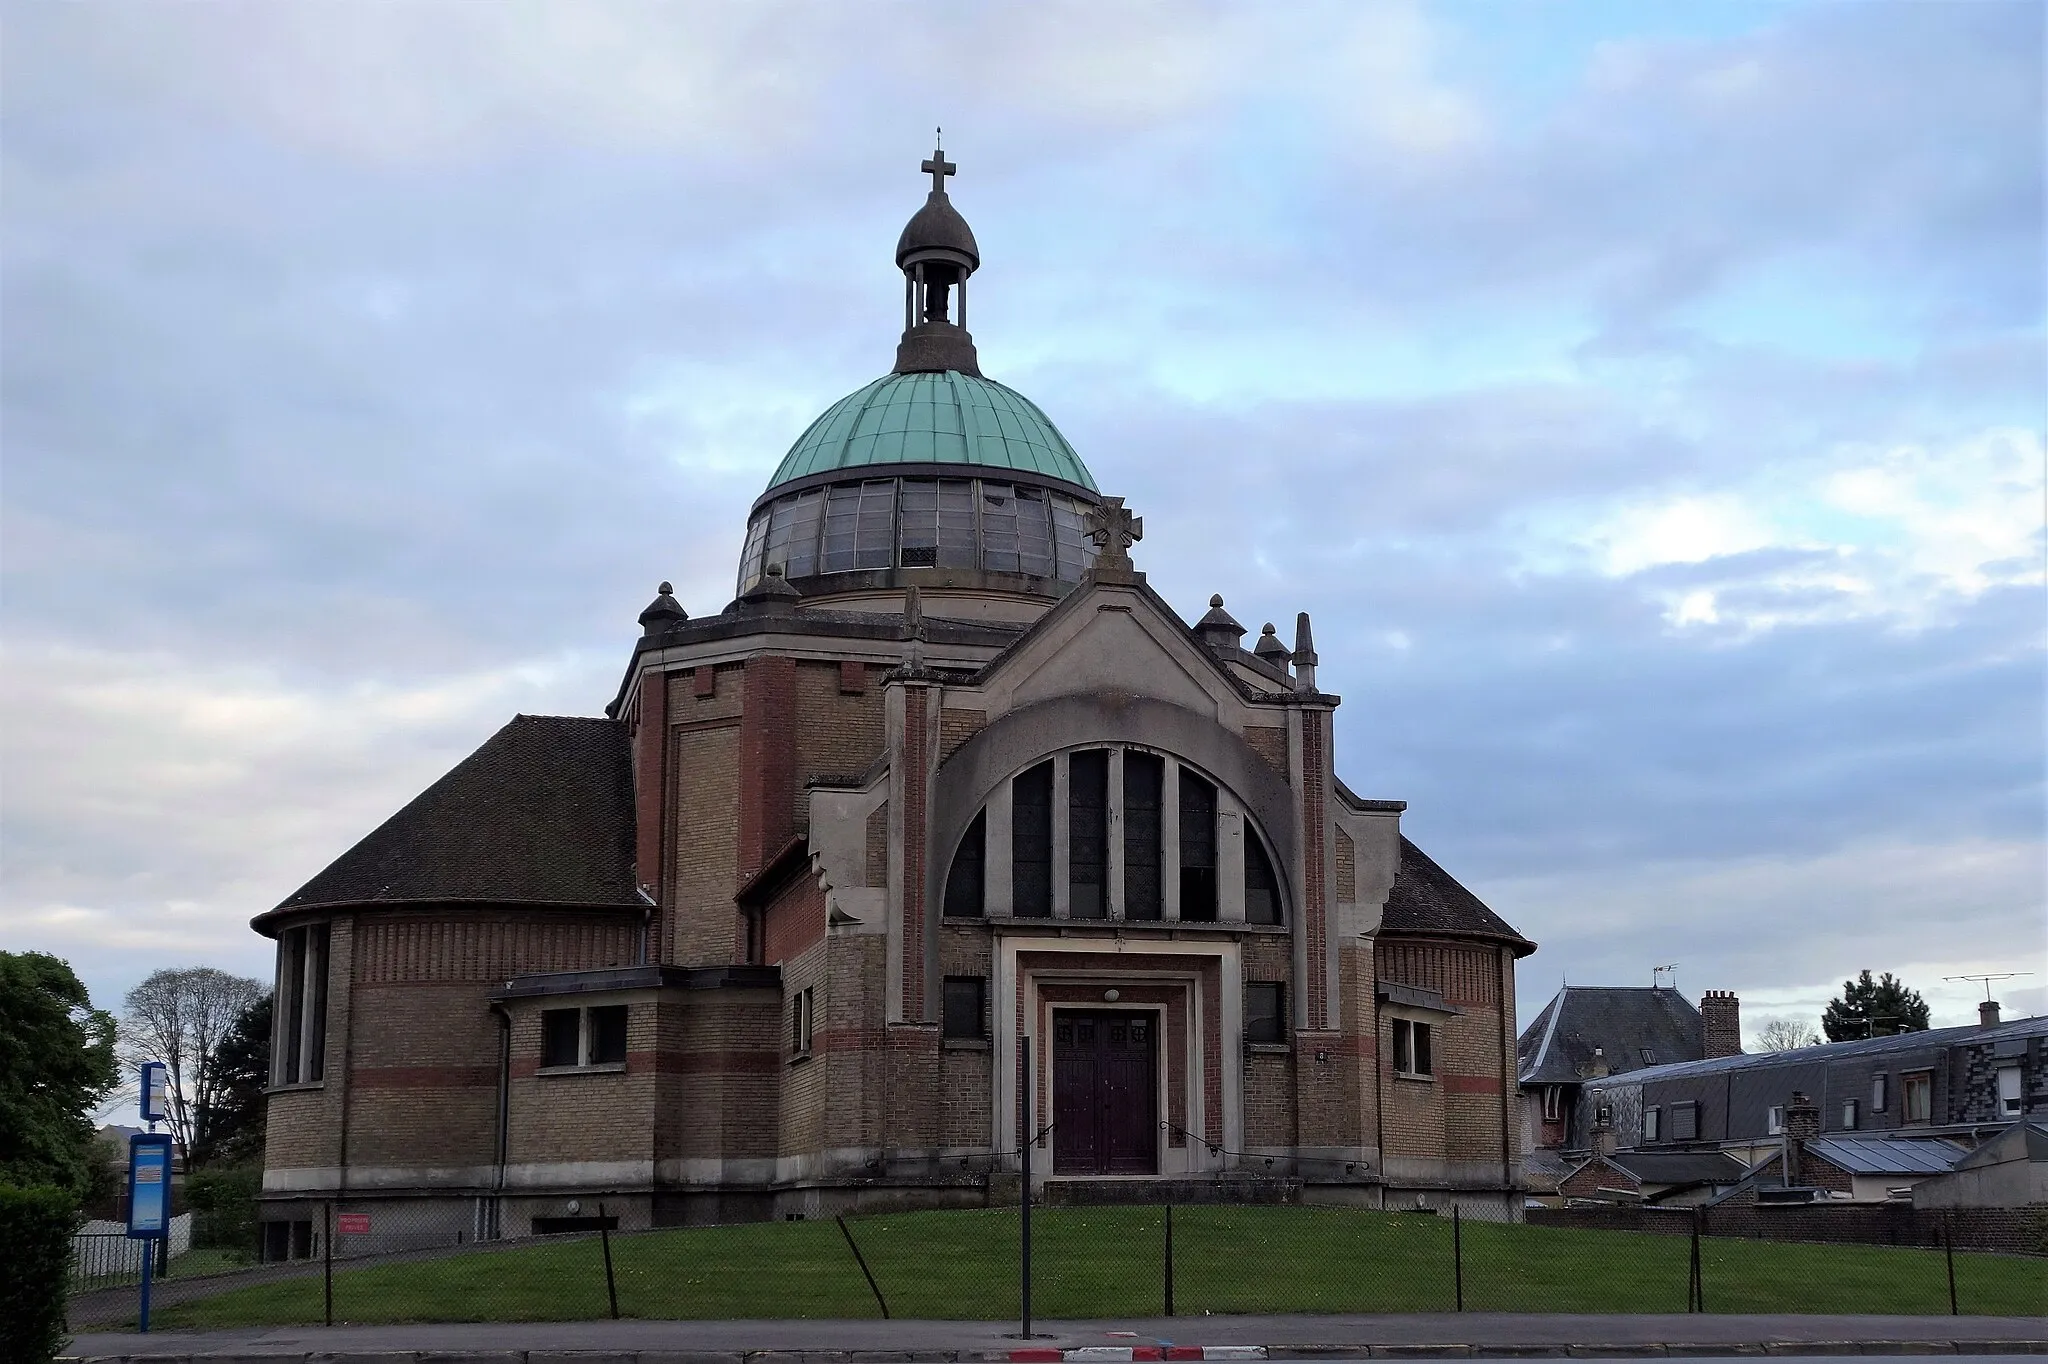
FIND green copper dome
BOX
[762,370,1097,499]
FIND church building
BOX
[254,149,1537,1248]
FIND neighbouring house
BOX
[1910,1119,2048,1209]
[1579,1011,2046,1166]
[1527,1145,1748,1208]
[1516,984,1732,1153]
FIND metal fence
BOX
[63,1193,2041,1332]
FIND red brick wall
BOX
[761,872,825,967]
[739,656,797,879]
[900,684,930,1022]
[795,661,885,821]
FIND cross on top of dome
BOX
[921,131,956,196]
[1085,496,1143,571]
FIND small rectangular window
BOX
[1393,1019,1433,1077]
[1246,982,1285,1044]
[942,977,986,1040]
[589,1006,629,1065]
[1671,1101,1699,1141]
[1639,1048,1657,1066]
[541,1009,581,1068]
[1841,1098,1859,1130]
[791,987,815,1056]
[1903,1071,1932,1123]
[1542,1086,1562,1121]
[1643,1106,1661,1142]
[1767,1104,1785,1135]
[1997,1066,2021,1117]
[1871,1073,1888,1112]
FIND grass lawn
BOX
[149,1205,2044,1328]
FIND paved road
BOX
[61,1312,2048,1361]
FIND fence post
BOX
[1163,1200,1174,1317]
[1943,1211,1957,1316]
[323,1201,334,1328]
[1453,1205,1463,1312]
[836,1215,891,1319]
[599,1202,620,1320]
[138,1237,154,1333]
[1688,1207,1702,1313]
[1019,1033,1033,1339]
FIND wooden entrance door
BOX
[1051,1010,1158,1175]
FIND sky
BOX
[3,0,2043,1047]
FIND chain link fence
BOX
[64,1193,2043,1331]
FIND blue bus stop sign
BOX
[127,1133,174,1237]
[139,1061,169,1125]
[127,1132,174,1332]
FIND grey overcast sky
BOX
[3,0,2042,1038]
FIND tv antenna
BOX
[1652,963,1679,989]
[1943,972,2033,1001]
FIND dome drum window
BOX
[944,747,1287,927]
[738,476,1100,594]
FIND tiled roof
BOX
[1381,837,1535,956]
[1519,986,1707,1085]
[763,371,1097,495]
[263,715,639,922]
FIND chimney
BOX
[1980,999,2002,1028]
[1587,1046,1610,1078]
[1701,989,1742,1059]
[1783,1090,1821,1185]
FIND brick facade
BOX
[259,577,1532,1228]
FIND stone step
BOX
[1038,1175,1301,1206]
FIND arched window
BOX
[943,810,985,917]
[937,748,1285,926]
[1012,761,1054,918]
[1122,752,1164,921]
[1068,750,1110,918]
[1178,772,1218,922]
[1245,827,1281,926]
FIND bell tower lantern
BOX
[894,134,982,376]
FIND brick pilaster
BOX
[738,655,797,880]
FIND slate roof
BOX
[259,715,638,928]
[1806,1136,1967,1176]
[1518,986,1706,1085]
[1580,1014,2048,1090]
[1609,1149,1749,1186]
[1381,837,1535,957]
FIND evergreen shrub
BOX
[0,1184,79,1364]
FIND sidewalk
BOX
[61,1314,2048,1363]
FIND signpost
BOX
[126,1133,174,1332]
[140,1061,169,1125]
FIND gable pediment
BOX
[968,576,1267,724]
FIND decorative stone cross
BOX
[921,132,956,195]
[1085,496,1143,570]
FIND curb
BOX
[60,1345,2048,1364]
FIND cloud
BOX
[1,0,2040,1032]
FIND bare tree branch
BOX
[120,967,263,1166]
[1753,1015,1824,1052]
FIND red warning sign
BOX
[337,1213,371,1235]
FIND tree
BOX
[1822,969,1931,1042]
[0,951,119,1201]
[120,967,264,1168]
[1753,1016,1823,1051]
[190,994,271,1168]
